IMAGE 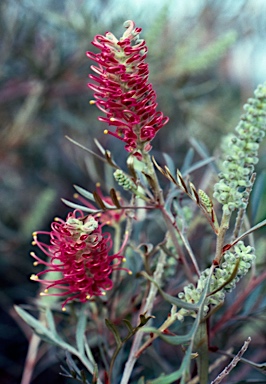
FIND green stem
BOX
[194,321,209,384]
[108,343,122,383]
[214,212,231,264]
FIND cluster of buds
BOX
[30,209,129,309]
[113,169,136,191]
[177,241,255,321]
[213,82,266,214]
[87,20,169,159]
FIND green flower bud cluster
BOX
[213,83,266,214]
[177,241,255,321]
[199,189,213,213]
[114,169,136,191]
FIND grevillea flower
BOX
[30,209,129,309]
[87,20,169,159]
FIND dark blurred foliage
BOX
[1,0,266,383]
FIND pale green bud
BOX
[114,169,135,191]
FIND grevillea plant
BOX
[16,20,266,384]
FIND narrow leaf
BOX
[15,306,63,346]
[45,307,57,335]
[142,171,157,191]
[181,147,194,174]
[110,188,122,208]
[230,218,266,249]
[94,138,106,155]
[76,309,87,356]
[105,319,122,346]
[140,326,192,345]
[122,319,134,333]
[65,351,80,374]
[61,198,100,213]
[15,306,78,356]
[84,338,96,364]
[183,156,215,176]
[93,191,108,210]
[127,154,138,181]
[190,182,200,204]
[207,258,240,297]
[74,185,96,202]
[152,156,167,176]
[105,149,119,168]
[74,185,115,209]
[147,344,193,384]
[164,166,178,184]
[65,136,106,162]
[141,272,199,311]
[162,152,176,177]
[176,170,188,193]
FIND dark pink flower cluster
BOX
[31,210,128,309]
[87,20,169,159]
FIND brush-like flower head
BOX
[87,20,169,159]
[30,210,128,309]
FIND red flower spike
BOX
[87,20,169,158]
[30,210,129,309]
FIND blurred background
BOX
[1,0,266,383]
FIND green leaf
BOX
[147,344,193,384]
[65,351,81,375]
[65,135,106,162]
[61,198,100,213]
[184,156,215,176]
[158,288,199,310]
[74,185,115,209]
[14,306,77,355]
[45,307,57,334]
[140,326,192,346]
[76,309,87,356]
[122,319,134,333]
[105,319,122,346]
[141,272,199,310]
[15,306,60,345]
[84,337,96,364]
